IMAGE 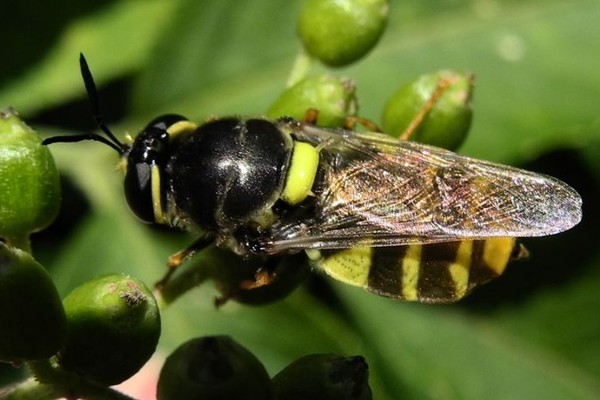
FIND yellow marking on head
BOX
[151,165,166,224]
[448,241,473,299]
[319,247,372,287]
[167,120,198,138]
[401,245,422,301]
[483,237,516,275]
[281,141,319,205]
[117,157,128,175]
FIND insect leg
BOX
[239,257,282,290]
[302,108,320,124]
[156,236,214,288]
[301,108,381,131]
[399,76,467,141]
[343,115,381,132]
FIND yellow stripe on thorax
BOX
[281,141,319,205]
[167,120,198,138]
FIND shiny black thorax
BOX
[165,118,293,232]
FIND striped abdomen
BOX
[309,238,525,303]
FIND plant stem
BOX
[286,50,313,87]
[4,234,32,255]
[14,359,138,400]
[0,377,58,400]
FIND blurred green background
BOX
[1,0,599,398]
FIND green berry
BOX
[267,75,357,127]
[157,336,273,400]
[0,108,61,250]
[0,242,66,362]
[381,71,474,151]
[58,274,161,385]
[298,0,389,67]
[272,354,372,400]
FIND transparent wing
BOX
[263,123,581,254]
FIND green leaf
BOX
[337,284,600,399]
[1,1,598,399]
[0,0,175,114]
[131,0,302,117]
[493,253,600,382]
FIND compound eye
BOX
[145,114,187,131]
[124,163,155,223]
[124,128,170,224]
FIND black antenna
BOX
[42,53,126,154]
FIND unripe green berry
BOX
[0,108,61,250]
[381,71,474,151]
[157,336,273,400]
[58,274,161,385]
[272,354,372,400]
[267,75,357,127]
[0,242,66,362]
[298,0,389,67]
